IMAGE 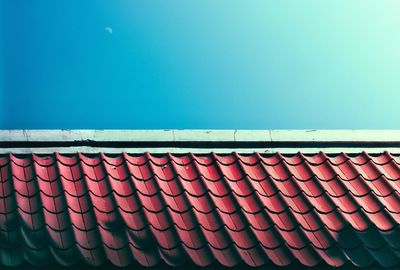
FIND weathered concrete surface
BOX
[1,129,400,142]
[0,130,399,154]
[1,146,400,154]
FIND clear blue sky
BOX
[1,1,400,129]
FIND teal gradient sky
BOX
[1,1,400,129]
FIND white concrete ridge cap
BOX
[3,147,400,154]
[1,130,400,142]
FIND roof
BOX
[1,130,400,269]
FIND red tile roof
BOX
[1,151,400,268]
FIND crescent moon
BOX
[104,27,113,34]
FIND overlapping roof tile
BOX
[1,151,400,268]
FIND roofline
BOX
[1,130,400,154]
[2,129,400,142]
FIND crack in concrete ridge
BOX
[22,130,31,142]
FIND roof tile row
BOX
[1,152,400,268]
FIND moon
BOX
[104,27,113,34]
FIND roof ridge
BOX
[1,130,400,154]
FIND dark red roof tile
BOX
[1,152,400,268]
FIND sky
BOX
[1,1,400,129]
